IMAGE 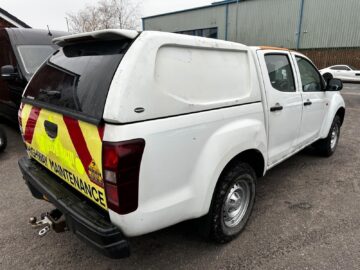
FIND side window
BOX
[331,65,350,71]
[265,54,296,92]
[296,56,322,92]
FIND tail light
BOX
[102,139,145,215]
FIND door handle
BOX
[270,103,283,112]
[44,120,58,139]
[304,100,312,106]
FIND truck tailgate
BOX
[20,103,107,209]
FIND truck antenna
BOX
[47,25,53,36]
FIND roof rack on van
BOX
[52,29,139,47]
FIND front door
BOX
[292,54,327,146]
[258,51,303,166]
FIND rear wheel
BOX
[0,127,7,152]
[203,162,256,243]
[314,115,341,157]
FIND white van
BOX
[19,30,345,258]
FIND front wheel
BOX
[314,115,341,157]
[203,162,256,243]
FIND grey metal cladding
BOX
[300,0,360,49]
[143,0,359,49]
[143,5,227,40]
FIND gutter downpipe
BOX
[225,3,229,40]
[296,0,305,49]
[235,0,240,42]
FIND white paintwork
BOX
[69,30,344,237]
[320,65,360,82]
[104,103,267,236]
[103,31,260,123]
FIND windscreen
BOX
[17,45,55,74]
[24,40,130,121]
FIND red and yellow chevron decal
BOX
[20,103,107,209]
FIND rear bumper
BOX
[18,157,130,259]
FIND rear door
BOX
[257,50,303,166]
[20,40,131,210]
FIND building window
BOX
[176,27,218,39]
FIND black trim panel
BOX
[22,98,101,125]
[19,157,130,259]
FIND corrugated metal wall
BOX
[227,0,300,48]
[143,5,227,40]
[143,0,360,50]
[143,0,360,67]
[300,0,360,49]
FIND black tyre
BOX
[204,162,256,243]
[0,127,7,152]
[314,115,341,157]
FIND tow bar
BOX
[29,209,67,237]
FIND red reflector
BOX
[105,184,119,206]
[102,139,145,215]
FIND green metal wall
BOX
[300,0,360,49]
[143,0,360,49]
[143,5,227,40]
[226,0,300,48]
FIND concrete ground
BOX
[0,84,359,270]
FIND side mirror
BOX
[322,72,333,83]
[326,78,343,91]
[1,65,19,80]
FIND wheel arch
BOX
[336,107,345,126]
[202,148,265,217]
[320,93,346,138]
[220,149,266,179]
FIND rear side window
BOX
[330,66,350,71]
[265,54,296,92]
[17,45,55,75]
[24,40,130,121]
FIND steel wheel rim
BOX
[330,124,339,150]
[223,179,251,228]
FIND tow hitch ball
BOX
[29,209,67,237]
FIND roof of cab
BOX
[53,29,139,46]
[258,46,291,51]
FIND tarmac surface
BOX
[0,84,359,270]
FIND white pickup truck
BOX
[18,30,345,258]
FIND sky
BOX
[1,0,215,31]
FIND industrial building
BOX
[142,0,360,68]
